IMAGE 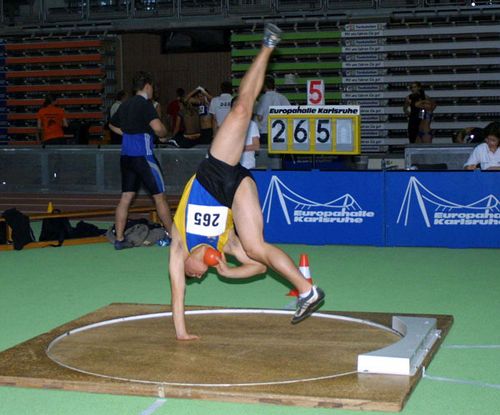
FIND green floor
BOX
[1,243,499,415]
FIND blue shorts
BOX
[120,155,165,195]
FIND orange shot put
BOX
[203,247,222,267]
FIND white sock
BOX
[299,288,312,299]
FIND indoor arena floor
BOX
[0,222,499,414]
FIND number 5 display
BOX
[307,80,324,106]
[268,105,361,155]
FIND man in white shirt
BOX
[464,124,500,170]
[240,119,260,169]
[208,81,233,135]
[254,76,290,145]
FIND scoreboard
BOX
[267,105,361,155]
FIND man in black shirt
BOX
[109,71,172,249]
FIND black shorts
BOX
[408,118,420,144]
[199,128,213,145]
[120,155,165,195]
[196,153,253,208]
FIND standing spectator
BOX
[403,82,436,144]
[110,90,127,119]
[464,124,500,170]
[209,81,233,136]
[254,75,290,145]
[109,71,173,250]
[403,82,424,144]
[36,94,68,145]
[232,96,260,169]
[166,88,185,137]
[415,92,437,144]
[190,86,213,145]
[109,90,127,144]
[240,119,260,169]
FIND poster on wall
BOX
[385,171,500,248]
[253,170,384,246]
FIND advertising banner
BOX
[253,170,384,246]
[385,171,500,248]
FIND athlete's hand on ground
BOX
[176,333,200,341]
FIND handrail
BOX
[0,0,496,29]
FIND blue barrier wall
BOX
[253,170,500,248]
[385,171,500,248]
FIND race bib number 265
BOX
[186,204,229,237]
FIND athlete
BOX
[169,24,325,341]
[109,71,173,249]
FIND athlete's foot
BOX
[114,238,134,250]
[263,23,282,48]
[291,286,325,324]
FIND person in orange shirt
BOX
[36,94,68,144]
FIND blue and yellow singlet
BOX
[174,175,233,253]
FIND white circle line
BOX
[46,308,399,388]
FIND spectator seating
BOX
[5,37,115,144]
[231,10,500,151]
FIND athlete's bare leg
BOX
[231,177,312,294]
[115,191,135,241]
[152,192,173,234]
[210,26,280,166]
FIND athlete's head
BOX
[264,75,275,90]
[42,94,56,107]
[132,71,154,98]
[221,81,233,94]
[184,245,209,278]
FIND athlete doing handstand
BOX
[169,24,325,340]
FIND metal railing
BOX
[0,0,492,28]
[0,145,281,194]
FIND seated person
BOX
[164,100,201,148]
[453,127,484,144]
[464,123,500,170]
[189,87,213,145]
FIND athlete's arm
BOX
[108,122,123,136]
[216,233,267,278]
[244,136,260,152]
[403,96,411,117]
[169,225,199,341]
[150,118,167,138]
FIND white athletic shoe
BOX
[263,23,282,48]
[291,285,325,324]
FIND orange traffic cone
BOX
[287,254,313,297]
[47,201,54,213]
